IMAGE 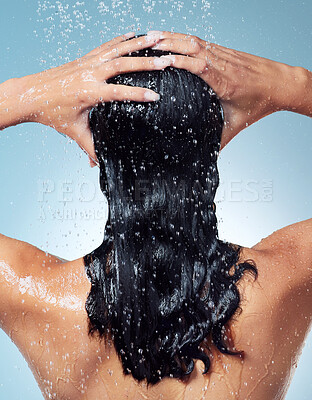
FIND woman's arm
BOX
[148,32,312,309]
[0,78,29,130]
[0,32,173,165]
[146,31,312,150]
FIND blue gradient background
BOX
[0,0,311,398]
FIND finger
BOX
[90,83,161,104]
[150,32,234,55]
[97,33,164,62]
[147,31,248,61]
[160,54,208,76]
[147,30,206,46]
[100,56,173,80]
[151,38,227,71]
[151,37,204,58]
[151,39,240,72]
[86,31,136,57]
[160,54,228,98]
[102,31,136,48]
[148,32,248,66]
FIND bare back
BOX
[0,220,311,399]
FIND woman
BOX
[0,31,311,399]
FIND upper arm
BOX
[0,233,29,267]
[0,233,67,271]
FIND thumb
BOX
[72,125,99,166]
[88,156,97,168]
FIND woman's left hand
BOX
[147,31,304,150]
[14,32,171,166]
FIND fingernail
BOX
[145,32,164,42]
[124,31,135,39]
[154,57,172,67]
[147,30,163,36]
[151,43,161,49]
[144,91,160,101]
[160,55,175,63]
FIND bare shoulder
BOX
[252,218,312,264]
[248,218,312,307]
[0,233,67,322]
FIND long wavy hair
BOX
[83,44,257,385]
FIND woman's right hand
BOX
[150,31,310,149]
[0,32,173,166]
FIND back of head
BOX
[90,47,222,174]
[84,43,257,385]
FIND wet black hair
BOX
[83,43,257,385]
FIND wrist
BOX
[279,66,312,116]
[0,76,34,130]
